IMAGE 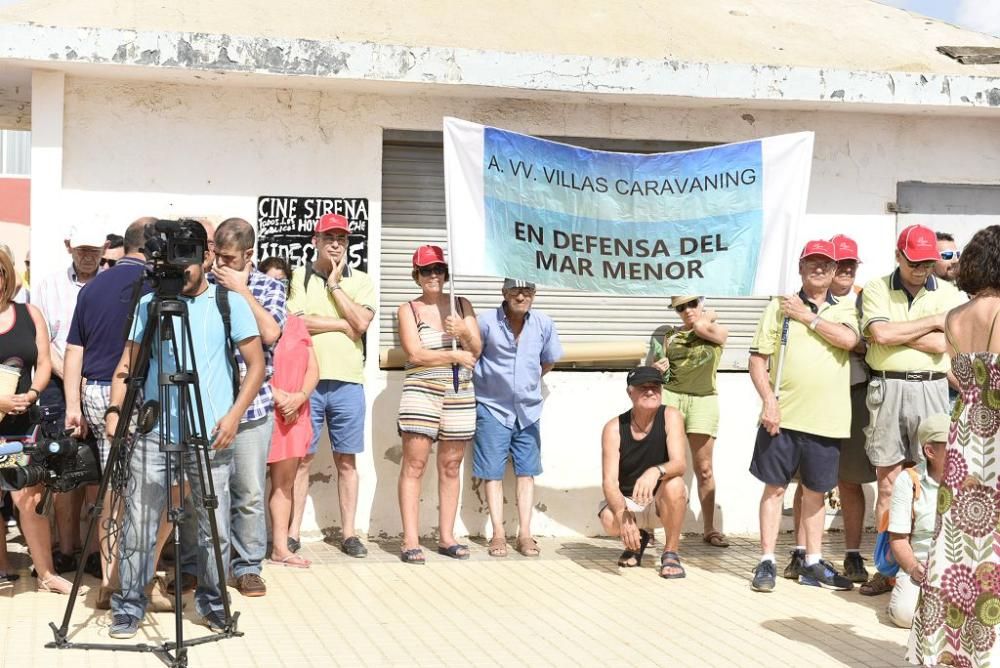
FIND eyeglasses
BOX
[417,264,447,277]
[506,287,535,297]
[674,299,699,313]
[940,250,961,261]
[100,258,117,268]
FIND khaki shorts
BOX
[597,499,661,531]
[864,376,949,467]
[662,389,719,437]
[839,383,876,484]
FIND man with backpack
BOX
[212,218,287,597]
[882,413,949,628]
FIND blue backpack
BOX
[873,468,921,577]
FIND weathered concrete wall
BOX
[29,76,1000,539]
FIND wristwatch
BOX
[327,282,342,292]
[809,315,822,331]
[656,464,667,477]
[104,405,121,419]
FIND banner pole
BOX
[446,212,460,393]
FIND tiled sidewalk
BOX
[1,531,910,667]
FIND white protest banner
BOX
[443,117,814,296]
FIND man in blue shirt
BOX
[64,217,154,605]
[104,221,265,638]
[473,278,562,558]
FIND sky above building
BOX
[877,0,1000,35]
[0,0,995,36]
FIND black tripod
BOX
[48,285,242,667]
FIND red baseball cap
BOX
[830,234,860,262]
[412,244,446,267]
[799,239,836,261]
[315,213,349,234]
[897,225,940,262]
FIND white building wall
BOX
[33,76,1000,538]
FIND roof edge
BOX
[3,23,1000,110]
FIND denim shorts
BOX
[472,403,542,480]
[308,380,365,455]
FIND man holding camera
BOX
[105,221,265,638]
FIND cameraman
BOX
[0,251,78,594]
[104,221,265,638]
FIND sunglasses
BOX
[417,264,447,277]
[940,250,960,261]
[674,299,700,313]
[100,258,117,268]
[506,287,535,297]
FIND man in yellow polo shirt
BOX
[748,240,860,593]
[861,224,963,587]
[287,213,376,558]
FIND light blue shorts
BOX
[308,380,365,455]
[472,403,542,480]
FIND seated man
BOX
[599,366,688,578]
[886,413,948,628]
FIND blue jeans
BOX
[113,435,234,619]
[229,416,274,578]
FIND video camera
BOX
[0,405,101,493]
[143,219,208,297]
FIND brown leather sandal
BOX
[488,535,508,558]
[703,531,730,548]
[516,537,540,557]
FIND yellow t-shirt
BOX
[286,265,376,384]
[861,271,964,373]
[749,293,859,439]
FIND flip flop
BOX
[703,531,730,548]
[488,535,508,558]
[617,530,652,567]
[400,548,426,565]
[267,554,311,569]
[437,544,471,560]
[659,551,686,579]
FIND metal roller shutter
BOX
[380,131,767,371]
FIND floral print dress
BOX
[908,352,1000,667]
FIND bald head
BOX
[124,216,158,254]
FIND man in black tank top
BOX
[598,366,689,578]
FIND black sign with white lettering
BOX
[256,196,369,271]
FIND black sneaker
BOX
[842,552,869,583]
[83,552,102,579]
[782,548,805,579]
[201,611,228,634]
[341,536,368,558]
[53,550,78,574]
[109,613,141,639]
[751,560,777,592]
[798,559,854,591]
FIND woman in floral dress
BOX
[908,225,1000,667]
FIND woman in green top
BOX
[646,295,729,548]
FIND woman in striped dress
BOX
[396,245,481,564]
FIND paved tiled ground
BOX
[0,530,910,667]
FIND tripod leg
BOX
[189,445,237,625]
[167,451,186,665]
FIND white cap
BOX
[68,224,107,249]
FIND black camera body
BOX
[0,405,101,493]
[143,219,208,297]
